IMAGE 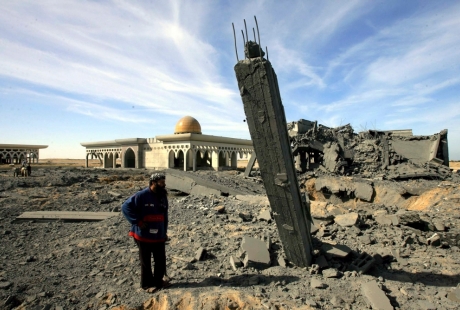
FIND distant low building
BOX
[0,144,48,164]
[80,116,254,171]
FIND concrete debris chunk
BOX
[311,278,326,289]
[361,280,394,310]
[396,211,422,226]
[310,201,334,220]
[309,264,320,275]
[238,212,253,222]
[354,182,374,201]
[235,195,269,206]
[334,212,359,227]
[374,215,394,226]
[107,191,122,198]
[447,288,460,303]
[417,300,437,310]
[322,268,340,278]
[321,243,352,258]
[257,209,272,222]
[350,252,375,274]
[427,233,441,246]
[229,256,243,271]
[277,256,286,268]
[240,236,271,269]
[195,247,206,261]
[190,185,222,197]
[213,205,225,213]
[432,220,445,231]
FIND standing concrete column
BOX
[193,150,197,172]
[212,151,219,171]
[234,42,312,267]
[231,152,237,169]
[183,152,187,171]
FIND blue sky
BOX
[1,0,459,159]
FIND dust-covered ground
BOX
[1,163,460,309]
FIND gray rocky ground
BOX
[1,166,460,309]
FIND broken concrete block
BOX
[322,268,340,278]
[238,212,253,222]
[311,278,326,289]
[326,204,347,217]
[195,247,206,261]
[310,201,334,220]
[361,281,393,310]
[263,233,272,250]
[397,211,421,226]
[317,227,332,238]
[432,220,445,231]
[350,252,375,274]
[334,212,359,227]
[375,215,393,226]
[321,243,352,258]
[309,264,320,274]
[358,235,373,245]
[426,233,441,246]
[257,209,272,222]
[213,205,225,213]
[354,182,374,201]
[390,248,408,266]
[373,210,388,217]
[235,195,269,206]
[108,191,122,198]
[387,214,400,226]
[447,288,460,303]
[230,256,243,271]
[241,236,270,269]
[166,174,194,194]
[190,185,221,197]
[277,256,286,267]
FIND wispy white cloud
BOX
[0,1,240,120]
[0,0,459,158]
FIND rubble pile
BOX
[288,119,454,181]
[1,167,460,309]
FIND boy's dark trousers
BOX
[135,240,166,289]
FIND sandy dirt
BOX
[450,161,460,172]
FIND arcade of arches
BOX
[0,144,47,165]
[80,116,254,171]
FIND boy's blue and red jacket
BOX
[121,187,168,243]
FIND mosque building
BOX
[0,144,47,164]
[80,116,254,171]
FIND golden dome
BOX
[174,116,202,134]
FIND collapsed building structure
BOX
[288,119,451,180]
